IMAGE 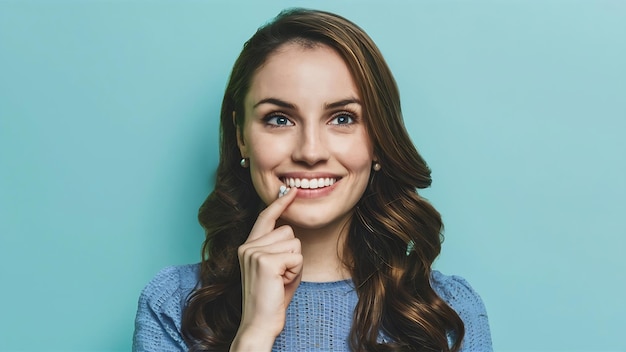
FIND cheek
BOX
[245,135,292,203]
[247,135,291,168]
[345,155,372,174]
[332,134,374,171]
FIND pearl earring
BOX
[373,162,381,171]
[240,158,249,168]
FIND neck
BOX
[289,219,352,283]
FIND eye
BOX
[329,113,355,125]
[264,114,294,127]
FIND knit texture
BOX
[133,264,492,351]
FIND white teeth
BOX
[281,177,338,189]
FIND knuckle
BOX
[238,245,255,260]
[255,253,272,267]
[250,250,264,262]
[237,245,247,257]
[257,208,272,221]
[277,225,294,237]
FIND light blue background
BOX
[1,1,624,351]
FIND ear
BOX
[233,111,246,157]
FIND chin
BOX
[280,209,352,232]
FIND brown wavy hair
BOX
[182,8,464,351]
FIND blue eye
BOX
[265,114,294,126]
[330,113,354,125]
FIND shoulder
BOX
[138,264,200,311]
[143,264,200,297]
[132,264,200,351]
[430,270,493,351]
[430,270,484,314]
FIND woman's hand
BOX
[231,187,302,352]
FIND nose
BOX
[292,122,330,166]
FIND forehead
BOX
[245,42,360,108]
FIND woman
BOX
[133,8,492,352]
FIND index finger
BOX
[247,186,298,242]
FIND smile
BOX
[280,177,338,189]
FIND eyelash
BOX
[262,112,293,127]
[329,109,358,126]
[262,109,359,128]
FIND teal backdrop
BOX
[1,1,624,351]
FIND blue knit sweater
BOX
[133,264,492,351]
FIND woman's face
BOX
[237,43,375,231]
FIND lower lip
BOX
[292,181,338,199]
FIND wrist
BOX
[230,327,276,352]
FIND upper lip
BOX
[278,172,343,179]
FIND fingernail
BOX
[278,185,289,198]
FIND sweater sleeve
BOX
[132,266,193,352]
[431,271,493,352]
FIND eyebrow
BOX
[325,98,362,109]
[253,98,295,109]
[252,97,362,110]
